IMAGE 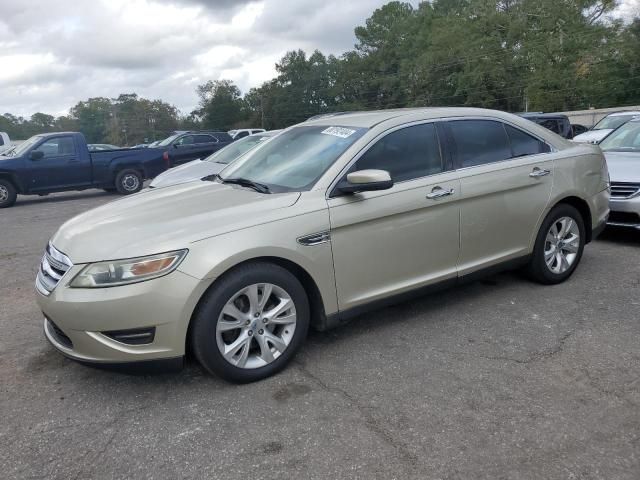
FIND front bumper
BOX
[36,268,209,365]
[608,194,640,229]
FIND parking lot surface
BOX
[1,190,639,479]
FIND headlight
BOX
[70,250,187,288]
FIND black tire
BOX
[0,179,17,208]
[526,203,586,284]
[115,169,143,195]
[191,262,310,383]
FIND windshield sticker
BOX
[321,126,356,139]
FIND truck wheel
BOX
[115,169,143,195]
[0,179,17,208]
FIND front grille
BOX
[46,318,73,348]
[608,211,640,225]
[610,182,640,199]
[36,243,73,296]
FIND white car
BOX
[228,128,266,140]
[149,131,280,188]
[573,111,640,144]
[0,132,11,154]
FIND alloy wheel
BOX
[0,185,8,203]
[216,283,297,369]
[544,216,580,274]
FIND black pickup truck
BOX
[0,132,167,208]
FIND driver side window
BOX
[34,137,75,158]
[354,123,443,182]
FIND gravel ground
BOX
[1,189,639,480]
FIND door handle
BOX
[67,158,79,163]
[529,167,551,178]
[426,187,454,199]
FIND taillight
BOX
[162,151,169,166]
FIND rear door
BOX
[28,136,92,192]
[328,122,461,310]
[443,119,554,275]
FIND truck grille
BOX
[36,243,73,296]
[610,182,640,199]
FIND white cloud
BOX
[0,0,392,117]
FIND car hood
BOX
[51,181,301,263]
[603,151,640,183]
[572,129,612,143]
[149,160,225,188]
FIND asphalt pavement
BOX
[1,190,639,479]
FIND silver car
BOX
[35,107,609,382]
[573,111,640,144]
[149,131,280,189]
[598,118,640,229]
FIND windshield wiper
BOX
[204,174,270,194]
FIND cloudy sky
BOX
[1,0,638,118]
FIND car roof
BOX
[607,111,640,117]
[303,107,540,129]
[519,112,568,120]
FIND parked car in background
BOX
[88,144,121,152]
[0,132,167,207]
[228,128,266,140]
[149,130,281,189]
[573,111,640,144]
[156,131,233,167]
[0,132,12,154]
[36,108,609,382]
[571,124,589,137]
[598,118,640,229]
[519,112,574,138]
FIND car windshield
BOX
[157,134,181,147]
[3,135,41,157]
[599,121,640,152]
[219,125,367,192]
[593,114,638,131]
[205,135,270,165]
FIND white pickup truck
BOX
[0,132,11,154]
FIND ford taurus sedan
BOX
[36,107,610,382]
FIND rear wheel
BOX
[0,179,17,208]
[191,262,310,383]
[527,204,585,284]
[115,169,143,195]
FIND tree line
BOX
[2,0,639,145]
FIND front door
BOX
[29,136,91,192]
[328,122,461,311]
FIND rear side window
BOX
[235,131,249,139]
[505,125,551,157]
[537,119,561,134]
[448,120,511,168]
[354,123,443,182]
[194,134,216,144]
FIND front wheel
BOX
[115,169,143,195]
[191,262,310,383]
[526,204,586,284]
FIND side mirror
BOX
[338,169,393,194]
[30,150,44,161]
[173,143,180,148]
